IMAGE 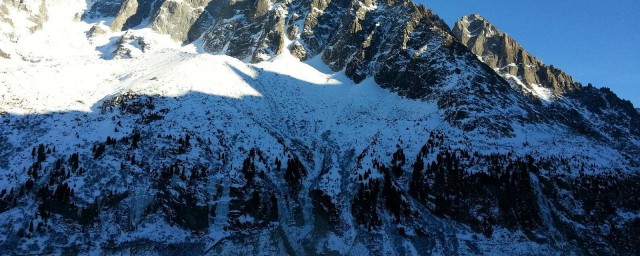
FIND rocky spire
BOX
[453,14,581,97]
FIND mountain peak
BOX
[456,14,499,38]
[453,14,580,98]
[461,13,488,22]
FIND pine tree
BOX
[37,144,46,163]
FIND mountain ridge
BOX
[452,14,581,97]
[452,13,640,166]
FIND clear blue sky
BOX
[419,0,640,107]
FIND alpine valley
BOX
[0,0,639,255]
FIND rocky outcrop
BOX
[201,0,288,62]
[110,0,164,32]
[111,31,150,59]
[25,0,48,32]
[0,0,48,34]
[87,23,109,38]
[0,48,9,59]
[83,0,125,20]
[0,0,12,27]
[453,14,581,96]
[109,0,139,31]
[148,0,213,42]
[0,0,48,60]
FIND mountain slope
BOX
[453,14,640,167]
[0,1,639,255]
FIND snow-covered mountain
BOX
[452,14,640,167]
[0,0,638,255]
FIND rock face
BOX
[453,14,580,97]
[109,0,164,32]
[83,0,125,20]
[109,0,139,31]
[148,0,213,42]
[200,0,288,62]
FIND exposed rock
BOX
[26,0,48,32]
[201,0,288,62]
[565,85,640,138]
[112,31,150,59]
[0,0,48,34]
[84,0,126,20]
[453,14,581,96]
[288,42,307,60]
[285,23,298,41]
[0,48,9,59]
[0,0,46,62]
[110,0,139,32]
[0,1,13,27]
[149,0,213,43]
[251,5,287,62]
[111,0,164,32]
[73,12,83,21]
[254,0,271,18]
[87,24,109,38]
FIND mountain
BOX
[0,1,639,255]
[453,14,640,163]
[452,14,580,98]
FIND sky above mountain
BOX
[422,0,640,107]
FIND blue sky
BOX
[419,0,640,107]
